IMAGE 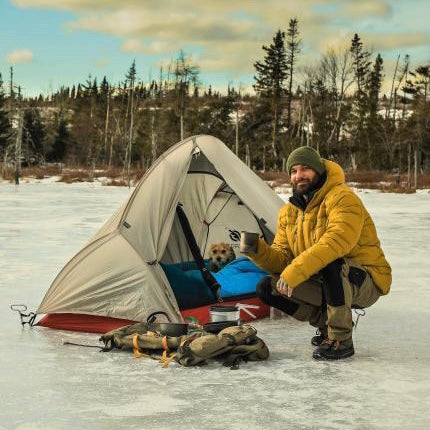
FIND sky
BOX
[0,0,429,97]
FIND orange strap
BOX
[161,353,177,368]
[161,336,169,360]
[162,336,169,352]
[133,334,143,357]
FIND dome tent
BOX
[37,135,284,333]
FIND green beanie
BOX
[286,147,325,176]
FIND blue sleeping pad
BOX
[160,257,269,310]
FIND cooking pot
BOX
[146,311,189,337]
[209,305,240,322]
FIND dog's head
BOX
[208,242,236,269]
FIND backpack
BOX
[99,323,269,369]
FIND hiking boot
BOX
[311,327,328,347]
[312,338,354,360]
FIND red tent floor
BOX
[37,297,270,334]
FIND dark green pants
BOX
[256,259,381,341]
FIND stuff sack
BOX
[176,325,269,368]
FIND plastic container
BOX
[209,305,240,322]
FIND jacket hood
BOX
[307,159,345,210]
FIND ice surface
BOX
[1,181,429,430]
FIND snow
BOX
[1,181,430,430]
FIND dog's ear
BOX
[228,246,236,260]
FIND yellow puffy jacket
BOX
[250,160,391,294]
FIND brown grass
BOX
[102,167,124,179]
[345,170,430,192]
[1,170,14,181]
[57,167,145,186]
[104,179,128,187]
[3,164,429,192]
[1,165,63,182]
[255,169,430,193]
[354,182,417,194]
[256,171,290,189]
[58,170,94,183]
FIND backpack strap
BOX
[175,204,222,301]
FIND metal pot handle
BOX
[147,311,171,323]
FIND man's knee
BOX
[256,276,273,301]
[256,276,299,316]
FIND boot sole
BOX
[312,348,355,360]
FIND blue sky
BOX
[1,0,429,96]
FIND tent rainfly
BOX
[37,135,285,333]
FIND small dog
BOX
[208,242,236,273]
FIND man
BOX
[246,146,391,360]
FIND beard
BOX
[292,174,321,195]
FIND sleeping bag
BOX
[160,257,269,310]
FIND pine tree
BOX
[285,19,301,129]
[406,65,430,101]
[48,118,70,162]
[76,83,82,99]
[366,54,385,168]
[23,108,46,162]
[403,64,430,172]
[254,29,288,160]
[349,33,372,168]
[100,76,110,100]
[350,34,371,105]
[367,54,384,119]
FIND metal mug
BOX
[240,231,259,254]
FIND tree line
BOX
[0,20,429,181]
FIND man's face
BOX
[290,164,319,194]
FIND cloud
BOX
[66,9,257,42]
[120,38,145,53]
[365,32,430,51]
[6,49,33,64]
[12,0,115,9]
[340,1,393,19]
[94,57,111,67]
[315,30,430,59]
[10,0,430,78]
[198,40,263,74]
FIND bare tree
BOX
[124,60,137,186]
[174,50,200,140]
[319,47,354,148]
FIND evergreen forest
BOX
[1,23,429,183]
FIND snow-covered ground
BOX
[1,181,429,430]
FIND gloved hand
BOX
[276,277,293,297]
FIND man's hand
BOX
[276,278,293,297]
